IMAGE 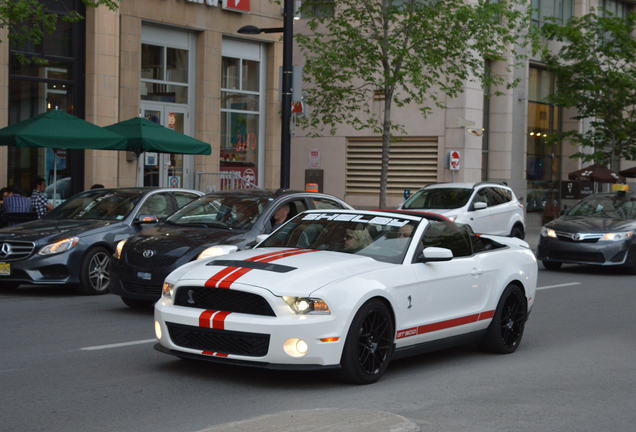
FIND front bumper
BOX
[154,288,346,368]
[110,259,176,300]
[0,249,81,286]
[537,236,634,266]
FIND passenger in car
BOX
[343,228,373,252]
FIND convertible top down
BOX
[154,209,537,384]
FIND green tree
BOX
[540,11,636,170]
[296,0,531,208]
[1,0,118,53]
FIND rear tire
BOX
[510,224,525,239]
[121,296,153,309]
[339,299,394,385]
[542,260,562,271]
[77,247,112,295]
[481,284,527,354]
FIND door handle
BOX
[471,268,483,276]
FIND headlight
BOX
[282,296,330,315]
[197,245,239,260]
[114,239,127,260]
[540,227,557,238]
[162,282,175,299]
[38,237,79,255]
[601,231,633,241]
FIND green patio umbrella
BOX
[0,110,128,200]
[104,117,211,156]
[0,109,127,150]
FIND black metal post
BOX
[281,0,294,189]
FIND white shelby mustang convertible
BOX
[154,210,537,384]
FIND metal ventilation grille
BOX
[346,137,438,194]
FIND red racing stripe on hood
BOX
[205,249,299,288]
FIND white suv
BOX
[399,182,526,238]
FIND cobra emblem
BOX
[186,289,195,305]
[142,249,155,258]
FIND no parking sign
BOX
[448,150,461,171]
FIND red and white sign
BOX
[448,150,461,171]
[222,0,250,13]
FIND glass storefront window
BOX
[140,82,188,104]
[141,43,189,103]
[220,51,262,186]
[166,48,188,83]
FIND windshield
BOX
[567,195,636,219]
[166,195,270,230]
[46,189,143,221]
[260,212,418,264]
[403,188,472,210]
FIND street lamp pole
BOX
[280,0,294,190]
[238,0,294,189]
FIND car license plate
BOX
[137,272,152,280]
[0,262,10,276]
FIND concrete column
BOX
[0,29,8,186]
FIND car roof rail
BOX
[473,181,508,189]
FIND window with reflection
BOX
[141,43,189,103]
[220,53,262,186]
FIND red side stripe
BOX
[199,310,217,328]
[212,311,232,330]
[215,352,229,357]
[396,309,496,339]
[202,351,215,356]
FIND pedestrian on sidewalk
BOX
[31,177,53,218]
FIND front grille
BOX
[555,232,600,243]
[125,250,179,267]
[167,322,270,357]
[548,250,605,263]
[0,240,35,261]
[124,281,162,296]
[174,286,276,316]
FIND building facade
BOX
[1,0,286,198]
[291,0,636,210]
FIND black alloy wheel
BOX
[481,284,527,354]
[542,260,562,271]
[510,224,525,240]
[340,299,394,384]
[77,246,112,295]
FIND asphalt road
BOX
[1,265,635,432]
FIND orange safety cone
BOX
[305,183,319,192]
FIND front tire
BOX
[481,284,527,354]
[339,299,394,385]
[77,247,112,295]
[542,260,562,271]
[510,224,525,239]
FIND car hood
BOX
[126,223,244,255]
[169,247,391,297]
[546,216,636,233]
[0,219,120,243]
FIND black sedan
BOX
[110,189,352,308]
[0,187,202,294]
[537,191,636,272]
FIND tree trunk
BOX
[379,94,392,209]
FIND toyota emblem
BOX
[142,249,155,258]
[0,243,11,258]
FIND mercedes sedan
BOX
[0,187,202,294]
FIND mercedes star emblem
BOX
[0,243,12,258]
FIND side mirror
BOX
[419,247,453,262]
[135,214,158,224]
[474,201,487,210]
[255,234,269,245]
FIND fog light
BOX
[154,321,162,340]
[283,337,308,358]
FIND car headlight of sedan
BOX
[540,227,557,238]
[114,239,127,260]
[38,237,79,255]
[162,282,175,299]
[197,245,238,260]
[601,231,633,241]
[282,296,330,315]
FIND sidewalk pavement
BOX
[197,409,420,432]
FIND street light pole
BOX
[238,0,294,190]
[280,0,294,189]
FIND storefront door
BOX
[139,103,192,188]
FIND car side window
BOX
[267,199,308,233]
[173,192,199,208]
[138,193,172,219]
[488,187,510,206]
[473,188,489,207]
[311,197,346,209]
[420,220,472,258]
